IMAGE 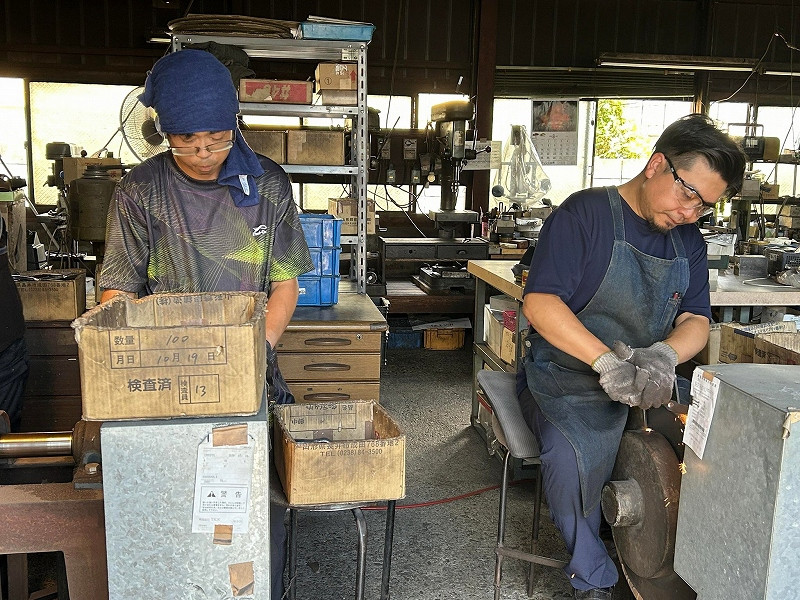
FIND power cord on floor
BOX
[362,479,530,511]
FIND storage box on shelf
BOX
[298,214,342,306]
[16,269,86,321]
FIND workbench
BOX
[467,259,800,438]
[278,286,388,403]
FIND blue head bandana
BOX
[140,49,264,207]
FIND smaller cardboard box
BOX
[328,198,375,235]
[761,183,779,200]
[72,291,267,420]
[241,130,287,164]
[274,400,406,505]
[315,63,357,91]
[423,328,465,350]
[238,79,313,104]
[484,304,504,359]
[500,327,515,364]
[693,322,722,365]
[753,332,800,364]
[719,321,797,363]
[16,269,86,321]
[318,89,357,106]
[287,130,346,165]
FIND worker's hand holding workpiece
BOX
[591,348,650,407]
[592,340,678,409]
[616,340,678,408]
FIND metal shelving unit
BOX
[171,34,370,293]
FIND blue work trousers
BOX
[521,392,618,591]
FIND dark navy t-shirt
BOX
[523,187,711,320]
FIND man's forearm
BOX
[664,312,710,363]
[522,292,610,366]
[265,278,300,347]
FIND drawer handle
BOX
[303,392,351,401]
[304,337,353,347]
[304,363,351,371]
[456,249,467,255]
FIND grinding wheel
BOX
[602,429,695,600]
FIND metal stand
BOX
[286,499,397,600]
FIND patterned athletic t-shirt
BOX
[99,152,312,294]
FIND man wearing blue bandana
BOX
[516,115,745,599]
[99,49,313,599]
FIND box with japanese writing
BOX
[314,63,357,91]
[273,400,405,505]
[15,269,87,321]
[238,79,313,104]
[71,291,267,421]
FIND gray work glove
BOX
[266,340,295,405]
[612,340,678,409]
[591,349,650,407]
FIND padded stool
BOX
[477,370,568,599]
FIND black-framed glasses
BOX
[664,155,716,218]
[169,131,235,156]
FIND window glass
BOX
[592,99,693,189]
[0,78,27,184]
[30,82,138,205]
[369,95,412,129]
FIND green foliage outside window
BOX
[595,99,648,159]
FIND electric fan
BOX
[120,86,168,161]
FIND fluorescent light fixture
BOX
[763,69,800,77]
[597,53,757,72]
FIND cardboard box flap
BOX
[72,291,267,342]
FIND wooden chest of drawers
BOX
[277,291,387,403]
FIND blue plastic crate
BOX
[308,247,341,276]
[299,214,342,249]
[297,274,340,306]
[298,22,375,42]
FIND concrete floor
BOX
[285,342,634,600]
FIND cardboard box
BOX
[315,63,357,91]
[500,327,515,364]
[241,130,286,163]
[423,328,465,350]
[489,294,517,313]
[318,89,357,106]
[238,79,313,104]
[287,130,346,165]
[719,321,797,363]
[16,269,87,321]
[761,183,779,199]
[62,157,122,185]
[328,198,375,235]
[72,292,267,420]
[753,332,800,364]
[484,304,504,358]
[694,322,721,365]
[273,400,406,505]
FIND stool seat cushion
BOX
[477,370,540,459]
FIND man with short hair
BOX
[99,49,313,599]
[518,114,746,599]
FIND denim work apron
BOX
[524,187,689,516]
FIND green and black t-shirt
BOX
[100,152,312,295]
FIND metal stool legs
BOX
[286,501,396,600]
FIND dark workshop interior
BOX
[1,1,800,599]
